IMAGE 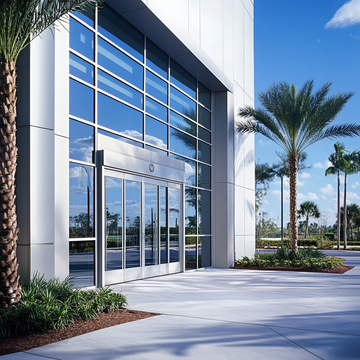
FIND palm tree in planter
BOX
[0,0,101,307]
[236,80,360,253]
[297,201,320,238]
[342,150,360,248]
[325,143,347,249]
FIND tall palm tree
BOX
[325,143,347,249]
[0,0,101,307]
[297,201,320,238]
[342,150,360,248]
[236,80,360,252]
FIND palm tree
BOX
[0,0,101,307]
[325,143,347,249]
[236,80,360,252]
[342,151,360,248]
[297,201,320,238]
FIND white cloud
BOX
[272,189,290,203]
[326,0,360,28]
[258,139,271,146]
[347,192,360,200]
[298,192,319,201]
[320,184,335,195]
[314,162,324,168]
[352,181,360,189]
[300,172,311,179]
[298,181,305,187]
[326,159,332,168]
[321,195,327,200]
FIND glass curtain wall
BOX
[69,5,212,286]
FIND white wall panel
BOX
[244,8,254,100]
[222,0,234,81]
[234,0,244,89]
[235,235,245,259]
[188,0,200,45]
[244,132,255,190]
[244,0,254,20]
[54,18,70,138]
[235,185,245,235]
[54,135,69,279]
[30,27,55,130]
[244,235,255,257]
[244,187,255,235]
[200,0,223,70]
[30,127,55,244]
[31,244,55,280]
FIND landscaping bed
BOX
[232,264,354,274]
[0,309,158,356]
[233,247,354,274]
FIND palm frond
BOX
[0,0,101,62]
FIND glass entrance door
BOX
[103,170,183,285]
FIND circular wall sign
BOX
[149,163,155,172]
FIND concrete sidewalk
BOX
[2,250,360,359]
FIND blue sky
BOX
[254,0,360,226]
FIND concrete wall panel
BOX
[188,0,200,45]
[244,187,255,235]
[235,185,245,235]
[30,28,55,130]
[31,244,55,280]
[244,8,254,100]
[30,127,55,244]
[200,0,223,70]
[234,0,244,89]
[222,0,234,81]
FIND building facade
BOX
[16,0,255,288]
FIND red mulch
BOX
[0,310,158,356]
[231,264,354,274]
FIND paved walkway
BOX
[2,250,360,359]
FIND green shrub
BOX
[347,247,360,251]
[0,273,127,339]
[235,247,344,270]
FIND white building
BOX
[16,0,255,288]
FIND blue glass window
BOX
[198,127,211,143]
[98,129,142,147]
[70,18,94,61]
[198,163,211,189]
[98,6,143,61]
[170,86,196,120]
[146,96,167,121]
[69,119,94,163]
[171,155,196,186]
[70,79,94,122]
[70,53,94,85]
[146,70,167,104]
[170,128,196,159]
[145,116,167,149]
[170,60,196,99]
[69,163,94,238]
[69,241,95,288]
[98,69,143,109]
[71,7,95,27]
[98,93,143,141]
[98,38,143,89]
[198,141,211,164]
[199,82,211,109]
[170,110,196,136]
[185,187,196,235]
[198,190,211,234]
[198,106,211,130]
[146,40,168,79]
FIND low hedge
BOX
[259,239,318,247]
[235,256,344,269]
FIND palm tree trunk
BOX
[305,214,309,238]
[0,61,21,307]
[289,155,299,252]
[344,173,347,249]
[337,170,340,250]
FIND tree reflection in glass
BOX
[69,164,94,238]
